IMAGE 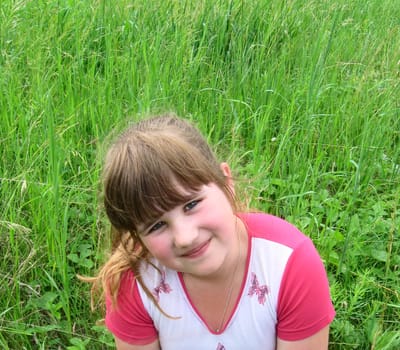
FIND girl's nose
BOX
[172,220,197,248]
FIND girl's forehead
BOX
[171,181,206,196]
[159,174,206,197]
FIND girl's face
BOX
[138,166,242,279]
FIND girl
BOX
[92,113,335,350]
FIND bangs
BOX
[104,131,225,233]
[133,169,203,228]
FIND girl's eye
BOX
[148,221,166,233]
[184,199,201,212]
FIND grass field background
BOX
[1,0,399,348]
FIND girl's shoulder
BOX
[240,212,310,249]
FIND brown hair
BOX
[88,113,236,313]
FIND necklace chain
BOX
[214,227,242,332]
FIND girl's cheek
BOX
[143,235,171,258]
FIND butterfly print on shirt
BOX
[153,271,172,301]
[216,343,226,350]
[248,272,269,305]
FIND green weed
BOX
[1,0,399,348]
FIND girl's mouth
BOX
[181,239,211,258]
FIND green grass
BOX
[1,0,399,348]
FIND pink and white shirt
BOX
[106,213,335,349]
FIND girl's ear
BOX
[220,162,235,193]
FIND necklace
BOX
[214,227,242,332]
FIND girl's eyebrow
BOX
[139,217,160,232]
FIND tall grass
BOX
[1,0,399,348]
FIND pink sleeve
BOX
[105,270,158,345]
[276,239,335,341]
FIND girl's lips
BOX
[181,239,211,258]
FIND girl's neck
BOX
[181,217,248,332]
